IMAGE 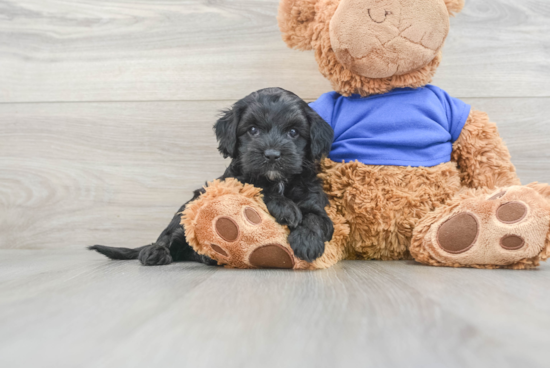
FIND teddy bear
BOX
[181,0,550,270]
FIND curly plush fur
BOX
[276,0,550,269]
[179,0,550,270]
[451,110,521,189]
[319,160,461,261]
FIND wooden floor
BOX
[1,0,550,366]
[1,250,550,368]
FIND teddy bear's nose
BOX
[368,8,390,23]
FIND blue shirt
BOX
[309,85,471,167]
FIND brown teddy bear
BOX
[181,0,550,270]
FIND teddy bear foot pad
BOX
[212,241,294,270]
[414,186,550,269]
[206,205,309,269]
[211,215,295,269]
[181,179,312,270]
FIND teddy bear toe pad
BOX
[210,244,228,257]
[422,186,550,268]
[437,213,479,254]
[248,244,295,269]
[181,179,312,270]
[215,217,240,242]
[496,202,528,224]
[207,204,304,269]
[208,203,297,268]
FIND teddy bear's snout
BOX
[329,0,450,79]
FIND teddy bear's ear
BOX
[278,0,320,50]
[444,0,465,16]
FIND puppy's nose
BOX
[264,149,281,161]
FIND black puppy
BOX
[90,88,334,266]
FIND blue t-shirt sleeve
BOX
[428,86,471,142]
[309,91,339,129]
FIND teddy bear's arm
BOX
[451,110,521,189]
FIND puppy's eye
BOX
[288,129,299,139]
[248,126,259,136]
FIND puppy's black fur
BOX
[89,88,334,266]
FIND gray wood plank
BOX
[1,97,549,250]
[0,0,549,103]
[433,0,550,98]
[379,261,550,365]
[0,101,229,249]
[1,250,550,368]
[0,250,218,368]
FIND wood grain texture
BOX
[0,101,229,249]
[0,0,549,103]
[1,98,549,250]
[1,250,550,368]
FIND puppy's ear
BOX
[214,105,242,159]
[307,109,333,161]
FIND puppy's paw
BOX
[288,225,325,262]
[138,244,173,266]
[267,198,303,228]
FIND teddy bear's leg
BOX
[319,158,463,261]
[181,178,347,270]
[410,185,550,269]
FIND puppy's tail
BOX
[88,244,149,260]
